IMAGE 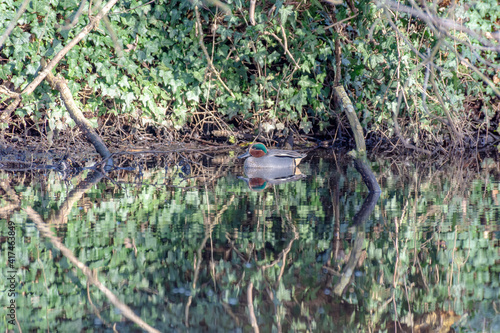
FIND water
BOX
[0,149,498,332]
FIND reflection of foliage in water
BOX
[0,154,498,331]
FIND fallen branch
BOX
[334,86,366,153]
[41,58,112,159]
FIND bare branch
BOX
[263,30,300,70]
[41,58,112,159]
[194,5,235,98]
[0,0,31,49]
[376,0,500,52]
[249,0,256,26]
[54,0,87,30]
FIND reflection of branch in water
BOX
[221,302,240,326]
[324,175,341,276]
[1,145,236,186]
[224,202,299,332]
[333,158,381,296]
[24,206,161,333]
[99,150,234,190]
[0,182,23,331]
[50,171,104,225]
[224,229,298,313]
[354,159,381,194]
[392,210,402,327]
[184,192,236,326]
[0,203,19,218]
[333,232,365,296]
[2,177,161,332]
[87,279,112,329]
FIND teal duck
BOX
[238,143,306,169]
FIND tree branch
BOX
[0,0,31,49]
[377,0,500,52]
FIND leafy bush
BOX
[1,0,498,144]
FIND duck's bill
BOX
[238,152,250,159]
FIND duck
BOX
[238,143,307,169]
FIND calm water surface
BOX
[0,149,498,332]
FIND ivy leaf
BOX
[186,87,201,103]
[139,91,152,107]
[122,92,135,107]
[118,75,130,89]
[26,63,38,75]
[280,5,293,24]
[101,84,119,98]
[290,90,306,110]
[300,119,312,134]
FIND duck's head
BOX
[238,143,268,159]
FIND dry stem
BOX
[194,6,235,98]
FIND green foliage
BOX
[1,0,335,134]
[1,0,498,140]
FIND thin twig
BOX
[194,6,235,98]
[263,31,300,69]
[378,0,500,52]
[324,14,358,29]
[54,0,87,30]
[0,0,31,49]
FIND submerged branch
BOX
[353,158,381,193]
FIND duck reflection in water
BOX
[238,143,307,191]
